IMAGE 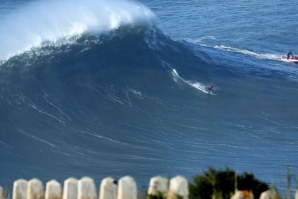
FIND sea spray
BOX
[0,0,157,61]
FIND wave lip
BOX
[0,0,158,61]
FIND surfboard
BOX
[209,93,217,96]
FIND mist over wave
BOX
[0,0,157,60]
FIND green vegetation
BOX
[189,167,268,199]
[285,167,292,199]
[1,186,10,199]
[147,192,166,199]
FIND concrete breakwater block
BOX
[27,178,45,199]
[45,180,62,199]
[13,179,28,199]
[118,176,137,199]
[100,177,117,199]
[63,178,78,199]
[147,176,168,196]
[168,176,188,199]
[78,177,97,199]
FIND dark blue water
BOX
[0,0,298,193]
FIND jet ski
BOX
[282,56,298,63]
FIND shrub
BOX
[189,167,268,199]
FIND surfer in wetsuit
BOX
[208,84,214,94]
[287,50,294,59]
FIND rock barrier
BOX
[0,175,188,199]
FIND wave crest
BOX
[0,0,157,61]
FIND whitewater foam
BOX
[0,0,157,61]
[172,69,208,94]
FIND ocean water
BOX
[0,0,298,193]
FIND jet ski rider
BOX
[287,50,294,59]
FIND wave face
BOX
[0,0,213,184]
[1,0,298,189]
